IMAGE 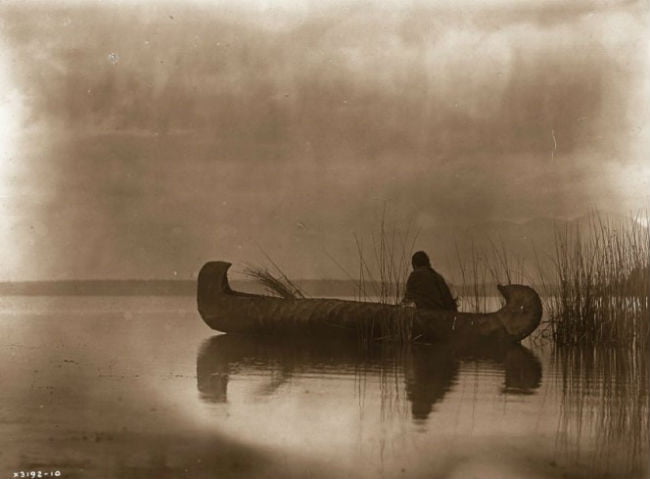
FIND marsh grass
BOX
[454,237,526,313]
[454,241,489,313]
[545,214,649,346]
[248,212,648,347]
[452,213,649,346]
[352,213,420,305]
[350,214,421,343]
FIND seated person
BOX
[402,251,457,311]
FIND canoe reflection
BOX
[404,341,542,420]
[196,335,542,422]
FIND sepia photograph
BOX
[0,0,648,477]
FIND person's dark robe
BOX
[403,266,457,311]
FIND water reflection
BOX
[196,335,542,422]
[2,295,647,478]
[553,345,649,477]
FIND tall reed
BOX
[352,212,420,305]
[545,214,649,346]
[453,237,526,313]
[347,212,420,343]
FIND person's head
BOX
[411,251,431,269]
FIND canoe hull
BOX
[197,261,543,343]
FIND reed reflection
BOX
[553,345,649,477]
[196,335,542,422]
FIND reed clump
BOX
[545,214,649,347]
[247,211,649,347]
[244,266,305,299]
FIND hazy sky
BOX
[0,0,648,280]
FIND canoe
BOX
[197,261,543,343]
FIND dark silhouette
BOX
[402,251,457,311]
[404,344,459,421]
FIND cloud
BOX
[0,0,647,279]
[3,2,638,153]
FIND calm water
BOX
[0,295,647,478]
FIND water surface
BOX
[0,295,647,478]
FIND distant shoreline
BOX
[0,280,198,296]
[0,279,536,297]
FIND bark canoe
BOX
[197,261,543,343]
